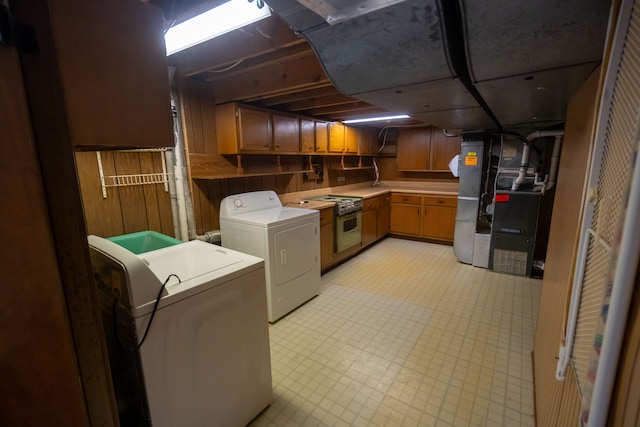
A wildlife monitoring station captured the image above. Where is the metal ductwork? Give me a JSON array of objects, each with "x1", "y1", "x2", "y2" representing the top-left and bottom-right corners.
[{"x1": 267, "y1": 0, "x2": 610, "y2": 131}]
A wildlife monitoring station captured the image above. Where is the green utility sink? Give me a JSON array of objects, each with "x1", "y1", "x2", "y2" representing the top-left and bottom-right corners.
[{"x1": 107, "y1": 231, "x2": 183, "y2": 254}]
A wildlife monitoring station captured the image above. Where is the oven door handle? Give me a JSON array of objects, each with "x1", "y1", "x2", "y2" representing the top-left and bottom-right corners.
[{"x1": 341, "y1": 211, "x2": 360, "y2": 220}]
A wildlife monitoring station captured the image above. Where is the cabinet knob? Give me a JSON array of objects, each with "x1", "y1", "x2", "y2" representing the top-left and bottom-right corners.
[{"x1": 437, "y1": 200, "x2": 444, "y2": 204}]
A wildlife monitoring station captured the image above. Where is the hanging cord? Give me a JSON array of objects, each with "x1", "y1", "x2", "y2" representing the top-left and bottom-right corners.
[
  {"x1": 372, "y1": 127, "x2": 390, "y2": 187},
  {"x1": 113, "y1": 273, "x2": 182, "y2": 353}
]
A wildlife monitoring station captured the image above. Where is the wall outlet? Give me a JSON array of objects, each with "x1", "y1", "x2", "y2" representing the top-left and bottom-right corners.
[{"x1": 337, "y1": 176, "x2": 346, "y2": 182}]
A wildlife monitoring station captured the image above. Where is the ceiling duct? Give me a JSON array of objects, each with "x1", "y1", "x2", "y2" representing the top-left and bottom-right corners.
[{"x1": 267, "y1": 0, "x2": 610, "y2": 131}]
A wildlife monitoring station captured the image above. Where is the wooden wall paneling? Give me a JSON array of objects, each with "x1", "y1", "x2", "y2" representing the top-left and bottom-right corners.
[
  {"x1": 201, "y1": 85, "x2": 217, "y2": 154},
  {"x1": 179, "y1": 79, "x2": 198, "y2": 153},
  {"x1": 228, "y1": 178, "x2": 249, "y2": 198},
  {"x1": 150, "y1": 151, "x2": 175, "y2": 236},
  {"x1": 189, "y1": 79, "x2": 207, "y2": 154},
  {"x1": 75, "y1": 151, "x2": 126, "y2": 237},
  {"x1": 193, "y1": 180, "x2": 212, "y2": 234},
  {"x1": 1, "y1": 43, "x2": 94, "y2": 427},
  {"x1": 114, "y1": 152, "x2": 149, "y2": 233},
  {"x1": 249, "y1": 176, "x2": 265, "y2": 191},
  {"x1": 138, "y1": 152, "x2": 164, "y2": 233},
  {"x1": 262, "y1": 175, "x2": 278, "y2": 192},
  {"x1": 376, "y1": 155, "x2": 459, "y2": 183},
  {"x1": 11, "y1": 0, "x2": 122, "y2": 422},
  {"x1": 532, "y1": 67, "x2": 601, "y2": 426},
  {"x1": 180, "y1": 78, "x2": 205, "y2": 154}
]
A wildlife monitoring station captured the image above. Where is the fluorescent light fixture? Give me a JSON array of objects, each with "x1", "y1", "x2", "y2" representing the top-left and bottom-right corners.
[
  {"x1": 342, "y1": 114, "x2": 410, "y2": 124},
  {"x1": 165, "y1": 0, "x2": 271, "y2": 55}
]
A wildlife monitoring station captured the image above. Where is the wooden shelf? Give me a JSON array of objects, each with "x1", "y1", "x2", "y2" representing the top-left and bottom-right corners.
[
  {"x1": 330, "y1": 166, "x2": 374, "y2": 171},
  {"x1": 192, "y1": 169, "x2": 309, "y2": 180}
]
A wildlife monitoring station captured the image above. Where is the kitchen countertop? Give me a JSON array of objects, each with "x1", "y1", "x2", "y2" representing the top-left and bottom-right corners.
[{"x1": 279, "y1": 181, "x2": 459, "y2": 208}]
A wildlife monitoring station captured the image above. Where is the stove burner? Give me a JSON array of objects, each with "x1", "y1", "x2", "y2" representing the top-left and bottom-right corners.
[{"x1": 305, "y1": 194, "x2": 363, "y2": 215}]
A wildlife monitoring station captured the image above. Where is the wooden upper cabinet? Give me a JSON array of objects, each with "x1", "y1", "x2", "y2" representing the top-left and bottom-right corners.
[
  {"x1": 430, "y1": 128, "x2": 462, "y2": 171},
  {"x1": 216, "y1": 103, "x2": 271, "y2": 153},
  {"x1": 397, "y1": 127, "x2": 460, "y2": 171},
  {"x1": 315, "y1": 121, "x2": 328, "y2": 152},
  {"x1": 238, "y1": 107, "x2": 271, "y2": 151},
  {"x1": 300, "y1": 119, "x2": 315, "y2": 153},
  {"x1": 358, "y1": 129, "x2": 377, "y2": 155},
  {"x1": 272, "y1": 114, "x2": 299, "y2": 153},
  {"x1": 328, "y1": 122, "x2": 345, "y2": 153},
  {"x1": 344, "y1": 126, "x2": 359, "y2": 154},
  {"x1": 49, "y1": 0, "x2": 172, "y2": 149},
  {"x1": 396, "y1": 127, "x2": 431, "y2": 170}
]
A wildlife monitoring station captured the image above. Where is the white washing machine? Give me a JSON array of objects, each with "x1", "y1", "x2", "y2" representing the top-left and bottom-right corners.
[
  {"x1": 219, "y1": 190, "x2": 321, "y2": 322},
  {"x1": 88, "y1": 237, "x2": 272, "y2": 427}
]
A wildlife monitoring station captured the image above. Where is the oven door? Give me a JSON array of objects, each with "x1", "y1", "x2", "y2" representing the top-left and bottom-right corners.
[{"x1": 335, "y1": 211, "x2": 362, "y2": 252}]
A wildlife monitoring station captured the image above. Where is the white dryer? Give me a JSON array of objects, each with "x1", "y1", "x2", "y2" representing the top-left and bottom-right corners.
[{"x1": 220, "y1": 190, "x2": 321, "y2": 322}]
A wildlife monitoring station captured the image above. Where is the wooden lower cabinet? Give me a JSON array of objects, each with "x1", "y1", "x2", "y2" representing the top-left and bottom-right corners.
[
  {"x1": 422, "y1": 196, "x2": 457, "y2": 241},
  {"x1": 390, "y1": 193, "x2": 421, "y2": 236},
  {"x1": 377, "y1": 194, "x2": 390, "y2": 239},
  {"x1": 315, "y1": 192, "x2": 454, "y2": 271},
  {"x1": 390, "y1": 192, "x2": 457, "y2": 242},
  {"x1": 318, "y1": 207, "x2": 334, "y2": 270},
  {"x1": 362, "y1": 194, "x2": 391, "y2": 247},
  {"x1": 361, "y1": 209, "x2": 377, "y2": 247}
]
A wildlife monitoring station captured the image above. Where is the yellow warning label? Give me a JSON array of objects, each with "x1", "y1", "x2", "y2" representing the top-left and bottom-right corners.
[{"x1": 465, "y1": 156, "x2": 478, "y2": 166}]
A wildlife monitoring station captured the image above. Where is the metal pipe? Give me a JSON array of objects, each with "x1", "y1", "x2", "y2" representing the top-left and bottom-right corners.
[
  {"x1": 511, "y1": 143, "x2": 531, "y2": 191},
  {"x1": 164, "y1": 149, "x2": 181, "y2": 239},
  {"x1": 544, "y1": 134, "x2": 564, "y2": 193},
  {"x1": 169, "y1": 90, "x2": 189, "y2": 241},
  {"x1": 512, "y1": 130, "x2": 565, "y2": 191},
  {"x1": 170, "y1": 89, "x2": 222, "y2": 244}
]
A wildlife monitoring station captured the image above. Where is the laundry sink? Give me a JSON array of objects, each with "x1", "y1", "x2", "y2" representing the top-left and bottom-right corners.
[{"x1": 107, "y1": 230, "x2": 183, "y2": 254}]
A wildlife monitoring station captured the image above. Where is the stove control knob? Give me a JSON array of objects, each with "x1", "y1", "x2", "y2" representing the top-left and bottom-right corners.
[{"x1": 233, "y1": 198, "x2": 243, "y2": 208}]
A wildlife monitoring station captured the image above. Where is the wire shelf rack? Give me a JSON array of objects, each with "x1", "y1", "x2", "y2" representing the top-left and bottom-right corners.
[{"x1": 96, "y1": 149, "x2": 172, "y2": 198}]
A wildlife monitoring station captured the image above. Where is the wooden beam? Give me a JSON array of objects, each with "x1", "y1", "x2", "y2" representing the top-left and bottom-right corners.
[
  {"x1": 306, "y1": 102, "x2": 385, "y2": 117},
  {"x1": 284, "y1": 92, "x2": 360, "y2": 112},
  {"x1": 255, "y1": 84, "x2": 337, "y2": 106},
  {"x1": 170, "y1": 14, "x2": 304, "y2": 77},
  {"x1": 194, "y1": 42, "x2": 312, "y2": 82},
  {"x1": 212, "y1": 52, "x2": 330, "y2": 103}
]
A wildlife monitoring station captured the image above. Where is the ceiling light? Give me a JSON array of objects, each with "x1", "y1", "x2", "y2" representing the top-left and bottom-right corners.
[
  {"x1": 342, "y1": 115, "x2": 410, "y2": 124},
  {"x1": 165, "y1": 0, "x2": 271, "y2": 56}
]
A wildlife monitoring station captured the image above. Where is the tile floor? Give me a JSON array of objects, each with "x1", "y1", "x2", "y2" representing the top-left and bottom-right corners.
[{"x1": 250, "y1": 238, "x2": 542, "y2": 427}]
